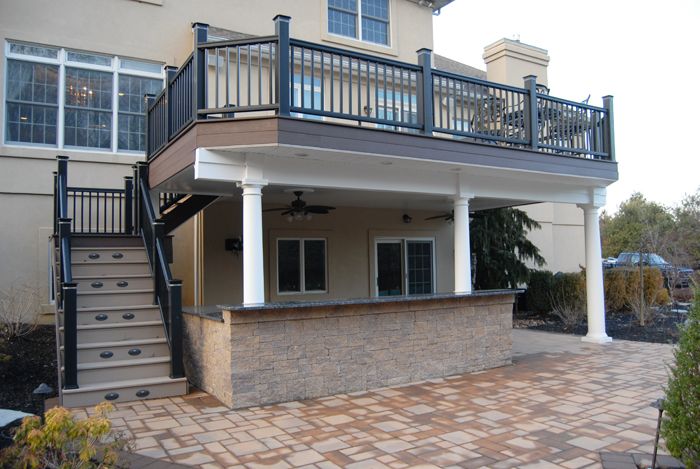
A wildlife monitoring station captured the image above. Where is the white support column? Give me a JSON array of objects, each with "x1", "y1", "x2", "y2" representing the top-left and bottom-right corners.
[
  {"x1": 241, "y1": 181, "x2": 267, "y2": 305},
  {"x1": 454, "y1": 197, "x2": 472, "y2": 294},
  {"x1": 580, "y1": 204, "x2": 612, "y2": 343}
]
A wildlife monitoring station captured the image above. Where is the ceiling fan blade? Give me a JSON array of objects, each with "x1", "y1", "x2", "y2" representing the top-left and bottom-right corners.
[
  {"x1": 263, "y1": 206, "x2": 291, "y2": 212},
  {"x1": 306, "y1": 205, "x2": 336, "y2": 212},
  {"x1": 280, "y1": 209, "x2": 296, "y2": 216},
  {"x1": 425, "y1": 214, "x2": 448, "y2": 220}
]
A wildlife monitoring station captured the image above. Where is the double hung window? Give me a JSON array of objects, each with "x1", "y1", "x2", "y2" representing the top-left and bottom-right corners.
[
  {"x1": 277, "y1": 238, "x2": 327, "y2": 294},
  {"x1": 328, "y1": 0, "x2": 390, "y2": 46},
  {"x1": 5, "y1": 41, "x2": 163, "y2": 153}
]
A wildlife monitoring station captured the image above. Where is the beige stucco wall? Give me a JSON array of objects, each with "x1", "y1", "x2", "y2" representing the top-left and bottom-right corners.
[
  {"x1": 200, "y1": 198, "x2": 454, "y2": 306},
  {"x1": 0, "y1": 0, "x2": 434, "y2": 311}
]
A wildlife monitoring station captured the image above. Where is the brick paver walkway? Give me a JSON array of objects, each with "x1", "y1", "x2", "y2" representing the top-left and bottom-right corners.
[{"x1": 76, "y1": 331, "x2": 675, "y2": 468}]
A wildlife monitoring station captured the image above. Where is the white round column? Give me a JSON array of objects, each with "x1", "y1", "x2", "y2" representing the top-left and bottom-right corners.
[
  {"x1": 454, "y1": 197, "x2": 472, "y2": 294},
  {"x1": 581, "y1": 204, "x2": 612, "y2": 343},
  {"x1": 241, "y1": 182, "x2": 266, "y2": 305}
]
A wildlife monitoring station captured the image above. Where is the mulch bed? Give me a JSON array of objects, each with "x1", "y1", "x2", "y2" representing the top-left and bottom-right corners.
[
  {"x1": 514, "y1": 307, "x2": 689, "y2": 344},
  {"x1": 0, "y1": 326, "x2": 58, "y2": 415}
]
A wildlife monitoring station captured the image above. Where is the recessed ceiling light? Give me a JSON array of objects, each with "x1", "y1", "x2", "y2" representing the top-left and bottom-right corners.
[{"x1": 294, "y1": 152, "x2": 308, "y2": 157}]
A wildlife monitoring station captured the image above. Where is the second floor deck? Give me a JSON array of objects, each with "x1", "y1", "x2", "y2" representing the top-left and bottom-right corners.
[{"x1": 146, "y1": 16, "x2": 617, "y2": 186}]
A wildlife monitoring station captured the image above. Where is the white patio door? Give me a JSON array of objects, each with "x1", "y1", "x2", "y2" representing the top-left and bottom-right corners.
[{"x1": 375, "y1": 239, "x2": 434, "y2": 296}]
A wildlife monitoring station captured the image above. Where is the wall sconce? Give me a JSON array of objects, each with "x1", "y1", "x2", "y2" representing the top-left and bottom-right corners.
[
  {"x1": 402, "y1": 214, "x2": 412, "y2": 224},
  {"x1": 225, "y1": 237, "x2": 243, "y2": 252},
  {"x1": 363, "y1": 105, "x2": 373, "y2": 116}
]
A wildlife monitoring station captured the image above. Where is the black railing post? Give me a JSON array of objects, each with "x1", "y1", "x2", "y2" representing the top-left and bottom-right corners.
[
  {"x1": 62, "y1": 282, "x2": 78, "y2": 390},
  {"x1": 168, "y1": 279, "x2": 184, "y2": 378},
  {"x1": 152, "y1": 220, "x2": 165, "y2": 304},
  {"x1": 417, "y1": 49, "x2": 433, "y2": 136},
  {"x1": 165, "y1": 65, "x2": 178, "y2": 139},
  {"x1": 124, "y1": 176, "x2": 134, "y2": 234},
  {"x1": 524, "y1": 75, "x2": 539, "y2": 151},
  {"x1": 144, "y1": 94, "x2": 156, "y2": 157},
  {"x1": 58, "y1": 218, "x2": 72, "y2": 286},
  {"x1": 56, "y1": 156, "x2": 69, "y2": 217},
  {"x1": 274, "y1": 15, "x2": 291, "y2": 117},
  {"x1": 133, "y1": 164, "x2": 142, "y2": 235},
  {"x1": 192, "y1": 22, "x2": 209, "y2": 120},
  {"x1": 53, "y1": 171, "x2": 58, "y2": 236},
  {"x1": 602, "y1": 95, "x2": 615, "y2": 161}
]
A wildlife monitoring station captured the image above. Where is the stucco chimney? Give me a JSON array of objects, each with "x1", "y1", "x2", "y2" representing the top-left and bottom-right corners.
[{"x1": 482, "y1": 38, "x2": 550, "y2": 88}]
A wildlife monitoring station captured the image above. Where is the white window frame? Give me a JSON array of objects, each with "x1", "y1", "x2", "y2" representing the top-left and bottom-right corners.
[
  {"x1": 276, "y1": 237, "x2": 328, "y2": 295},
  {"x1": 327, "y1": 0, "x2": 392, "y2": 47},
  {"x1": 374, "y1": 236, "x2": 436, "y2": 297},
  {"x1": 4, "y1": 40, "x2": 164, "y2": 155}
]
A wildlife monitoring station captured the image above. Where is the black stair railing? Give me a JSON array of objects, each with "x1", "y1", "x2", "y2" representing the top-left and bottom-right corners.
[
  {"x1": 54, "y1": 156, "x2": 78, "y2": 389},
  {"x1": 134, "y1": 162, "x2": 184, "y2": 379},
  {"x1": 65, "y1": 176, "x2": 134, "y2": 234}
]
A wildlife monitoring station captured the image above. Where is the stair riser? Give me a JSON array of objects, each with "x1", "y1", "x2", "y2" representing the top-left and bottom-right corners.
[
  {"x1": 77, "y1": 291, "x2": 154, "y2": 308},
  {"x1": 74, "y1": 342, "x2": 170, "y2": 363},
  {"x1": 61, "y1": 381, "x2": 187, "y2": 408},
  {"x1": 76, "y1": 277, "x2": 153, "y2": 293},
  {"x1": 77, "y1": 325, "x2": 165, "y2": 344},
  {"x1": 77, "y1": 308, "x2": 161, "y2": 325},
  {"x1": 78, "y1": 362, "x2": 171, "y2": 385},
  {"x1": 72, "y1": 249, "x2": 147, "y2": 263},
  {"x1": 72, "y1": 262, "x2": 150, "y2": 276}
]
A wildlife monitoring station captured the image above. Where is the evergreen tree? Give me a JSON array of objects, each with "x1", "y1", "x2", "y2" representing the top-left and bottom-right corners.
[
  {"x1": 470, "y1": 208, "x2": 545, "y2": 289},
  {"x1": 662, "y1": 289, "x2": 700, "y2": 468}
]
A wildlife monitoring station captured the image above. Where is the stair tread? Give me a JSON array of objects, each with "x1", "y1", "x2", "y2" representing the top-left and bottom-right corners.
[
  {"x1": 72, "y1": 260, "x2": 148, "y2": 265},
  {"x1": 77, "y1": 288, "x2": 154, "y2": 296},
  {"x1": 60, "y1": 320, "x2": 162, "y2": 332},
  {"x1": 76, "y1": 356, "x2": 170, "y2": 371},
  {"x1": 73, "y1": 274, "x2": 152, "y2": 279},
  {"x1": 72, "y1": 247, "x2": 146, "y2": 251},
  {"x1": 62, "y1": 376, "x2": 187, "y2": 394},
  {"x1": 77, "y1": 305, "x2": 159, "y2": 312},
  {"x1": 62, "y1": 337, "x2": 168, "y2": 350}
]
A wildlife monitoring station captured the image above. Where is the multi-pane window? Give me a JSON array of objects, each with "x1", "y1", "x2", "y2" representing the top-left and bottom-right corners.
[
  {"x1": 376, "y1": 239, "x2": 434, "y2": 296},
  {"x1": 277, "y1": 239, "x2": 327, "y2": 294},
  {"x1": 328, "y1": 0, "x2": 390, "y2": 45},
  {"x1": 4, "y1": 41, "x2": 163, "y2": 153}
]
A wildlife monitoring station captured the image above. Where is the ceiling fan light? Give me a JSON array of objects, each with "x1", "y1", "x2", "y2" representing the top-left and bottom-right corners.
[
  {"x1": 286, "y1": 215, "x2": 294, "y2": 223},
  {"x1": 305, "y1": 213, "x2": 313, "y2": 221},
  {"x1": 294, "y1": 212, "x2": 303, "y2": 221}
]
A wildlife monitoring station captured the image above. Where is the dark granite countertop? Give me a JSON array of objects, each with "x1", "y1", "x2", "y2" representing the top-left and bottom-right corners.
[{"x1": 183, "y1": 290, "x2": 520, "y2": 321}]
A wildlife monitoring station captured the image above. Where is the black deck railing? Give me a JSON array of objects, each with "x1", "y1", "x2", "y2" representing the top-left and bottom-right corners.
[
  {"x1": 146, "y1": 15, "x2": 615, "y2": 162},
  {"x1": 66, "y1": 182, "x2": 133, "y2": 234}
]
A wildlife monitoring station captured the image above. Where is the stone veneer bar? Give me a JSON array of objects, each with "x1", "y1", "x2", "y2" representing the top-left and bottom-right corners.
[{"x1": 182, "y1": 291, "x2": 515, "y2": 409}]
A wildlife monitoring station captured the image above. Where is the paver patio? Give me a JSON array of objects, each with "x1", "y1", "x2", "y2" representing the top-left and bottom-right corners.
[{"x1": 76, "y1": 330, "x2": 676, "y2": 468}]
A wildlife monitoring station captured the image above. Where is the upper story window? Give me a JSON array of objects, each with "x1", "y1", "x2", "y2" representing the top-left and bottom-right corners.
[
  {"x1": 4, "y1": 41, "x2": 163, "y2": 153},
  {"x1": 328, "y1": 0, "x2": 390, "y2": 46}
]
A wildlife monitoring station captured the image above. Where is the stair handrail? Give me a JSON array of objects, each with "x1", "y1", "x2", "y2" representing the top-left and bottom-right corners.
[
  {"x1": 54, "y1": 156, "x2": 78, "y2": 390},
  {"x1": 134, "y1": 162, "x2": 184, "y2": 379}
]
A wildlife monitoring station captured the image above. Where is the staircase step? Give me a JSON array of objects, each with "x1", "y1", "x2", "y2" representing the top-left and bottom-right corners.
[
  {"x1": 72, "y1": 261, "x2": 150, "y2": 276},
  {"x1": 75, "y1": 305, "x2": 161, "y2": 325},
  {"x1": 68, "y1": 338, "x2": 170, "y2": 362},
  {"x1": 74, "y1": 274, "x2": 153, "y2": 292},
  {"x1": 72, "y1": 247, "x2": 147, "y2": 263},
  {"x1": 61, "y1": 376, "x2": 188, "y2": 408},
  {"x1": 77, "y1": 289, "x2": 154, "y2": 308},
  {"x1": 71, "y1": 235, "x2": 143, "y2": 248},
  {"x1": 61, "y1": 321, "x2": 165, "y2": 344},
  {"x1": 71, "y1": 356, "x2": 171, "y2": 385}
]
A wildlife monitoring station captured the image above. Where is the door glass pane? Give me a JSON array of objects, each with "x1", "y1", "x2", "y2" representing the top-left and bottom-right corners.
[
  {"x1": 278, "y1": 240, "x2": 301, "y2": 293},
  {"x1": 117, "y1": 75, "x2": 163, "y2": 151},
  {"x1": 304, "y1": 240, "x2": 326, "y2": 291},
  {"x1": 377, "y1": 242, "x2": 402, "y2": 296},
  {"x1": 64, "y1": 67, "x2": 112, "y2": 149},
  {"x1": 407, "y1": 241, "x2": 433, "y2": 294}
]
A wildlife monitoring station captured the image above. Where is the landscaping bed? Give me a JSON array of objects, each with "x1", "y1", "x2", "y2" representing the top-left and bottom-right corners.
[
  {"x1": 514, "y1": 306, "x2": 689, "y2": 344},
  {"x1": 0, "y1": 326, "x2": 58, "y2": 415}
]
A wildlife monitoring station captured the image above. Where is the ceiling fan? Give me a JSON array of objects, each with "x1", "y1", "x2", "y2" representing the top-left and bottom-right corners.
[
  {"x1": 263, "y1": 191, "x2": 336, "y2": 221},
  {"x1": 425, "y1": 210, "x2": 454, "y2": 222}
]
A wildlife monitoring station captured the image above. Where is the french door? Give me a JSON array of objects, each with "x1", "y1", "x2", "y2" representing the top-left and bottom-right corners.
[{"x1": 375, "y1": 239, "x2": 434, "y2": 296}]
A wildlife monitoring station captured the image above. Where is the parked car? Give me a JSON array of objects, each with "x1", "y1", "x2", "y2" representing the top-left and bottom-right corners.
[
  {"x1": 614, "y1": 252, "x2": 693, "y2": 288},
  {"x1": 602, "y1": 257, "x2": 618, "y2": 269}
]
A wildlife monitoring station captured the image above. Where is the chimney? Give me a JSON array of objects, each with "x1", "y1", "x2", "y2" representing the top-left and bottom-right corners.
[{"x1": 482, "y1": 38, "x2": 550, "y2": 88}]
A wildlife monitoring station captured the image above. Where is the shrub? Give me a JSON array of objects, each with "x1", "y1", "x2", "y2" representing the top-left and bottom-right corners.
[
  {"x1": 604, "y1": 269, "x2": 627, "y2": 312},
  {"x1": 662, "y1": 289, "x2": 700, "y2": 467},
  {"x1": 524, "y1": 270, "x2": 555, "y2": 313},
  {"x1": 0, "y1": 402, "x2": 131, "y2": 468},
  {"x1": 624, "y1": 267, "x2": 670, "y2": 325},
  {"x1": 549, "y1": 272, "x2": 586, "y2": 331},
  {"x1": 0, "y1": 282, "x2": 39, "y2": 342}
]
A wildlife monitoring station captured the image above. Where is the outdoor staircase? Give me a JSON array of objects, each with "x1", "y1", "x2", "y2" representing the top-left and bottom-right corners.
[{"x1": 57, "y1": 235, "x2": 187, "y2": 407}]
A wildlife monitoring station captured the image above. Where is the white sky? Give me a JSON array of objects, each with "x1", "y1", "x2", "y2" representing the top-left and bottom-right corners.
[{"x1": 433, "y1": 0, "x2": 700, "y2": 213}]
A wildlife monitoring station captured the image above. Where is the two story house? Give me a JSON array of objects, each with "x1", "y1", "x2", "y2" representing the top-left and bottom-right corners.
[{"x1": 0, "y1": 0, "x2": 617, "y2": 407}]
